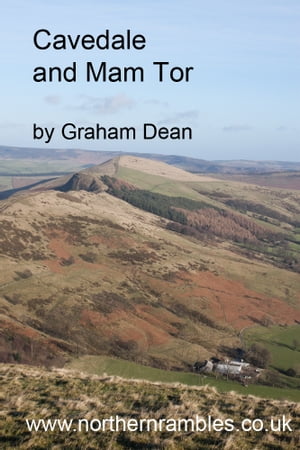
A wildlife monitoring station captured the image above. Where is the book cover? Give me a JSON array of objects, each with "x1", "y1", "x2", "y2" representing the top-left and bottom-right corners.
[{"x1": 0, "y1": 1, "x2": 299, "y2": 448}]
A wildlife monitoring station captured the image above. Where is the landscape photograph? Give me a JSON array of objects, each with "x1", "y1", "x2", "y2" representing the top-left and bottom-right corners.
[{"x1": 1, "y1": 1, "x2": 299, "y2": 449}]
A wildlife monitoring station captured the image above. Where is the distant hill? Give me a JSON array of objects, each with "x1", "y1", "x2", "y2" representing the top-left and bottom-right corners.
[
  {"x1": 215, "y1": 171, "x2": 300, "y2": 190},
  {"x1": 1, "y1": 145, "x2": 300, "y2": 197},
  {"x1": 1, "y1": 144, "x2": 300, "y2": 174}
]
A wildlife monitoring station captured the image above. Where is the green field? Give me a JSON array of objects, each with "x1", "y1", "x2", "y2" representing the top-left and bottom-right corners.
[
  {"x1": 0, "y1": 159, "x2": 82, "y2": 175},
  {"x1": 0, "y1": 176, "x2": 12, "y2": 190},
  {"x1": 117, "y1": 166, "x2": 216, "y2": 202},
  {"x1": 67, "y1": 355, "x2": 300, "y2": 401},
  {"x1": 244, "y1": 325, "x2": 300, "y2": 373}
]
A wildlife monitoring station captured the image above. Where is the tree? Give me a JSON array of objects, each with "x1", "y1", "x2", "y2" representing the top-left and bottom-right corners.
[
  {"x1": 246, "y1": 343, "x2": 271, "y2": 368},
  {"x1": 292, "y1": 339, "x2": 299, "y2": 351},
  {"x1": 286, "y1": 368, "x2": 296, "y2": 378},
  {"x1": 261, "y1": 315, "x2": 273, "y2": 327}
]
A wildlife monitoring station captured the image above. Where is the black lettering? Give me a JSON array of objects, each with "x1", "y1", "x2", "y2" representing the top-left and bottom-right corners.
[
  {"x1": 132, "y1": 33, "x2": 146, "y2": 50},
  {"x1": 81, "y1": 34, "x2": 95, "y2": 50},
  {"x1": 33, "y1": 63, "x2": 76, "y2": 82},
  {"x1": 144, "y1": 123, "x2": 157, "y2": 139},
  {"x1": 33, "y1": 29, "x2": 51, "y2": 50},
  {"x1": 33, "y1": 29, "x2": 146, "y2": 51},
  {"x1": 111, "y1": 34, "x2": 125, "y2": 50},
  {"x1": 95, "y1": 30, "x2": 110, "y2": 50},
  {"x1": 33, "y1": 66, "x2": 46, "y2": 82},
  {"x1": 87, "y1": 62, "x2": 106, "y2": 82},
  {"x1": 62, "y1": 123, "x2": 76, "y2": 139},
  {"x1": 52, "y1": 34, "x2": 68, "y2": 50},
  {"x1": 87, "y1": 62, "x2": 144, "y2": 82},
  {"x1": 153, "y1": 61, "x2": 169, "y2": 82}
]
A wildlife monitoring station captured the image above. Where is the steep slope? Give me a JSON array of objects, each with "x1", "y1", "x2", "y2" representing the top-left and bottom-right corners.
[
  {"x1": 105, "y1": 157, "x2": 300, "y2": 273},
  {"x1": 0, "y1": 185, "x2": 299, "y2": 371},
  {"x1": 18, "y1": 157, "x2": 119, "y2": 194},
  {"x1": 57, "y1": 172, "x2": 106, "y2": 193}
]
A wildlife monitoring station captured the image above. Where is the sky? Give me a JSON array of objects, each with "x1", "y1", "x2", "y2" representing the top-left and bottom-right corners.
[{"x1": 0, "y1": 0, "x2": 299, "y2": 160}]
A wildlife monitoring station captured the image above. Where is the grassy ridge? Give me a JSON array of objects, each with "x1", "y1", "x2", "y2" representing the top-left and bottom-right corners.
[{"x1": 117, "y1": 166, "x2": 214, "y2": 202}]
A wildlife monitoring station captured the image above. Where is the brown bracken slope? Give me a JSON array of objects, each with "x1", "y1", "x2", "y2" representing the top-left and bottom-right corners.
[{"x1": 0, "y1": 178, "x2": 299, "y2": 371}]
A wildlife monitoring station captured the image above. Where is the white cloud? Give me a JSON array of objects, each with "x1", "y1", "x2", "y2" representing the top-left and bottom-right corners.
[
  {"x1": 44, "y1": 95, "x2": 62, "y2": 105},
  {"x1": 144, "y1": 99, "x2": 169, "y2": 107},
  {"x1": 0, "y1": 122, "x2": 24, "y2": 129},
  {"x1": 70, "y1": 93, "x2": 135, "y2": 114},
  {"x1": 223, "y1": 125, "x2": 253, "y2": 132},
  {"x1": 158, "y1": 110, "x2": 199, "y2": 125}
]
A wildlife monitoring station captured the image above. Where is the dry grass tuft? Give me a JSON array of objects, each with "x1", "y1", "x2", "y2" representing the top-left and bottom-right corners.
[{"x1": 0, "y1": 364, "x2": 299, "y2": 449}]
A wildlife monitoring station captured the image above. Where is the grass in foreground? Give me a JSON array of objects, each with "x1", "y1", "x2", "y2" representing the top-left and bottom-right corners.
[{"x1": 1, "y1": 364, "x2": 299, "y2": 449}]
